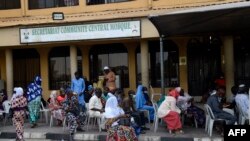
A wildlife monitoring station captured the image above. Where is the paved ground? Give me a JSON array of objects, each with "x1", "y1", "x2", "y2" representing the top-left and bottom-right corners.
[{"x1": 0, "y1": 118, "x2": 224, "y2": 141}]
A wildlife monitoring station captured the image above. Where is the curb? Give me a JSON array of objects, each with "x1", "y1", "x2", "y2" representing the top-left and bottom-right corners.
[{"x1": 0, "y1": 132, "x2": 223, "y2": 141}]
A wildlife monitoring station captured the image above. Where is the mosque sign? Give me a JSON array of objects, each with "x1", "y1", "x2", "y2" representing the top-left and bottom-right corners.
[{"x1": 20, "y1": 20, "x2": 140, "y2": 43}]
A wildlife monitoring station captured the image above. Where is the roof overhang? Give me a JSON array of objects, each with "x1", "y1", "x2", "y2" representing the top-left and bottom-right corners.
[{"x1": 149, "y1": 1, "x2": 250, "y2": 36}]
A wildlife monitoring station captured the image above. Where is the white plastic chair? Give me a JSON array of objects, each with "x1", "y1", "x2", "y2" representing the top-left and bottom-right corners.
[
  {"x1": 40, "y1": 102, "x2": 50, "y2": 124},
  {"x1": 150, "y1": 85, "x2": 161, "y2": 103},
  {"x1": 204, "y1": 104, "x2": 226, "y2": 136},
  {"x1": 204, "y1": 105, "x2": 210, "y2": 132},
  {"x1": 86, "y1": 104, "x2": 102, "y2": 132},
  {"x1": 152, "y1": 102, "x2": 159, "y2": 133}
]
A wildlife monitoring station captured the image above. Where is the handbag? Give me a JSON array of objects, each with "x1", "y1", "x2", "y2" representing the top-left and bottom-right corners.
[{"x1": 118, "y1": 117, "x2": 131, "y2": 126}]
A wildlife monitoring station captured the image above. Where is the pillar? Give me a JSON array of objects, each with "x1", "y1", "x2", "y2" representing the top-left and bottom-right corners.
[
  {"x1": 141, "y1": 40, "x2": 149, "y2": 88},
  {"x1": 126, "y1": 43, "x2": 137, "y2": 90},
  {"x1": 70, "y1": 45, "x2": 78, "y2": 80},
  {"x1": 36, "y1": 48, "x2": 50, "y2": 100},
  {"x1": 5, "y1": 49, "x2": 13, "y2": 99},
  {"x1": 81, "y1": 46, "x2": 91, "y2": 80},
  {"x1": 223, "y1": 36, "x2": 234, "y2": 99}
]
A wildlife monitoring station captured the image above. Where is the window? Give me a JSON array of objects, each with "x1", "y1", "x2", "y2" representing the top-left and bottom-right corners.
[
  {"x1": 234, "y1": 36, "x2": 250, "y2": 86},
  {"x1": 0, "y1": 0, "x2": 21, "y2": 10},
  {"x1": 49, "y1": 47, "x2": 82, "y2": 89},
  {"x1": 28, "y1": 0, "x2": 79, "y2": 9},
  {"x1": 87, "y1": 0, "x2": 130, "y2": 5},
  {"x1": 89, "y1": 43, "x2": 129, "y2": 88},
  {"x1": 136, "y1": 40, "x2": 179, "y2": 87}
]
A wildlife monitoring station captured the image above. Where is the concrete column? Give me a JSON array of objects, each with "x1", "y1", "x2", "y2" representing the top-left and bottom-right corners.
[
  {"x1": 36, "y1": 48, "x2": 50, "y2": 100},
  {"x1": 5, "y1": 49, "x2": 13, "y2": 99},
  {"x1": 70, "y1": 45, "x2": 78, "y2": 80},
  {"x1": 223, "y1": 36, "x2": 234, "y2": 99},
  {"x1": 141, "y1": 40, "x2": 149, "y2": 88},
  {"x1": 81, "y1": 46, "x2": 91, "y2": 80},
  {"x1": 125, "y1": 43, "x2": 137, "y2": 90}
]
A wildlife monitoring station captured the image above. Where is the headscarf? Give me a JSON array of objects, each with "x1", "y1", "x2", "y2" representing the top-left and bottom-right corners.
[
  {"x1": 11, "y1": 87, "x2": 24, "y2": 101},
  {"x1": 107, "y1": 92, "x2": 115, "y2": 98},
  {"x1": 34, "y1": 76, "x2": 42, "y2": 86},
  {"x1": 27, "y1": 76, "x2": 42, "y2": 102},
  {"x1": 169, "y1": 88, "x2": 180, "y2": 99},
  {"x1": 49, "y1": 90, "x2": 57, "y2": 104},
  {"x1": 135, "y1": 85, "x2": 146, "y2": 110},
  {"x1": 88, "y1": 85, "x2": 93, "y2": 91},
  {"x1": 104, "y1": 96, "x2": 124, "y2": 118}
]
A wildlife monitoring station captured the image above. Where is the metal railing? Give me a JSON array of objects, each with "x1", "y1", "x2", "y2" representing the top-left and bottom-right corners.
[
  {"x1": 28, "y1": 0, "x2": 79, "y2": 9},
  {"x1": 0, "y1": 0, "x2": 21, "y2": 10},
  {"x1": 87, "y1": 0, "x2": 130, "y2": 5}
]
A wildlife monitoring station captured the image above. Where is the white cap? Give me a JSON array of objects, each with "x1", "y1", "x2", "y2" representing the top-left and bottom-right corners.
[{"x1": 104, "y1": 66, "x2": 109, "y2": 70}]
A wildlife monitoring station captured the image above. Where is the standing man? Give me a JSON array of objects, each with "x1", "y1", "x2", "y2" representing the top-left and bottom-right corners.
[
  {"x1": 27, "y1": 76, "x2": 42, "y2": 128},
  {"x1": 103, "y1": 66, "x2": 116, "y2": 91},
  {"x1": 71, "y1": 71, "x2": 85, "y2": 112}
]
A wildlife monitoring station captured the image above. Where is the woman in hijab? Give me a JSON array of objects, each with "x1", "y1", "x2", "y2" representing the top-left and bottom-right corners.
[
  {"x1": 27, "y1": 76, "x2": 42, "y2": 128},
  {"x1": 104, "y1": 96, "x2": 138, "y2": 141},
  {"x1": 11, "y1": 87, "x2": 27, "y2": 141},
  {"x1": 157, "y1": 87, "x2": 184, "y2": 134},
  {"x1": 62, "y1": 88, "x2": 87, "y2": 141},
  {"x1": 49, "y1": 90, "x2": 65, "y2": 126},
  {"x1": 135, "y1": 85, "x2": 155, "y2": 122}
]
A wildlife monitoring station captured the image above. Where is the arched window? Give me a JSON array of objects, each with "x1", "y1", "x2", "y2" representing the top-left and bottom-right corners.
[
  {"x1": 89, "y1": 43, "x2": 129, "y2": 88},
  {"x1": 49, "y1": 46, "x2": 82, "y2": 89},
  {"x1": 13, "y1": 49, "x2": 40, "y2": 89},
  {"x1": 136, "y1": 40, "x2": 179, "y2": 87}
]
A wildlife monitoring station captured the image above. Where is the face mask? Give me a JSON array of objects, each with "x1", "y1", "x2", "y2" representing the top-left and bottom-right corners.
[
  {"x1": 143, "y1": 91, "x2": 148, "y2": 94},
  {"x1": 133, "y1": 95, "x2": 136, "y2": 99}
]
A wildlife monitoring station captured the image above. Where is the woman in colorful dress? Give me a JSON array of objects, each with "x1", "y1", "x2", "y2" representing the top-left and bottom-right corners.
[
  {"x1": 62, "y1": 88, "x2": 87, "y2": 141},
  {"x1": 49, "y1": 90, "x2": 65, "y2": 126},
  {"x1": 27, "y1": 76, "x2": 42, "y2": 128},
  {"x1": 11, "y1": 87, "x2": 27, "y2": 141},
  {"x1": 104, "y1": 96, "x2": 138, "y2": 141}
]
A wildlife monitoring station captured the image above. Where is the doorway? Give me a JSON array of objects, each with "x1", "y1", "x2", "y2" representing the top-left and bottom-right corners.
[
  {"x1": 187, "y1": 36, "x2": 221, "y2": 96},
  {"x1": 13, "y1": 49, "x2": 40, "y2": 90}
]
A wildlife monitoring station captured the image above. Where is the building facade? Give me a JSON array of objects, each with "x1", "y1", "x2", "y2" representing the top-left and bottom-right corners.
[{"x1": 0, "y1": 0, "x2": 249, "y2": 100}]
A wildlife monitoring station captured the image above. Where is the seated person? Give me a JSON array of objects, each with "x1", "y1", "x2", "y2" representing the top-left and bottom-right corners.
[
  {"x1": 49, "y1": 91, "x2": 65, "y2": 126},
  {"x1": 142, "y1": 87, "x2": 152, "y2": 106},
  {"x1": 120, "y1": 90, "x2": 149, "y2": 133},
  {"x1": 207, "y1": 87, "x2": 237, "y2": 135},
  {"x1": 57, "y1": 87, "x2": 66, "y2": 106},
  {"x1": 88, "y1": 88, "x2": 105, "y2": 130},
  {"x1": 158, "y1": 88, "x2": 183, "y2": 134},
  {"x1": 135, "y1": 85, "x2": 155, "y2": 122},
  {"x1": 235, "y1": 84, "x2": 249, "y2": 118},
  {"x1": 104, "y1": 96, "x2": 138, "y2": 141},
  {"x1": 62, "y1": 88, "x2": 86, "y2": 141},
  {"x1": 178, "y1": 89, "x2": 205, "y2": 127}
]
